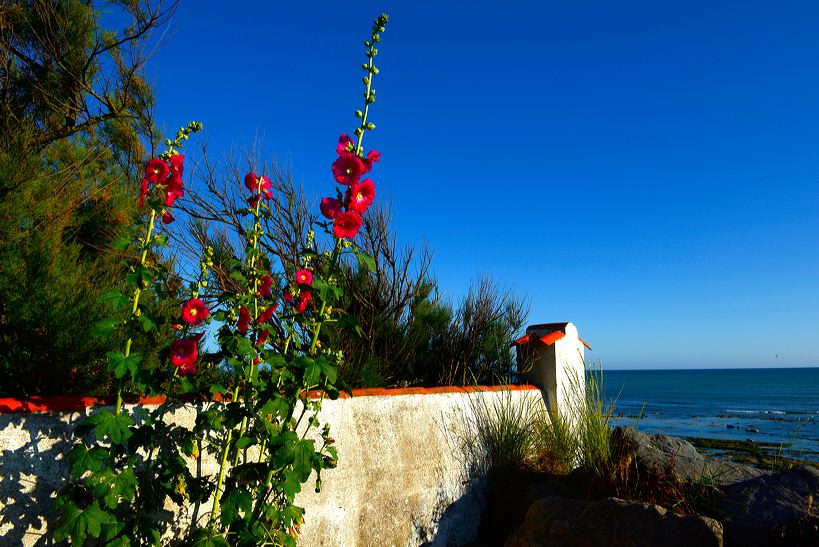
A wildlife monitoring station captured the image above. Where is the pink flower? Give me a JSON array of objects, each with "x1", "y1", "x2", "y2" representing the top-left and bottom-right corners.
[
  {"x1": 332, "y1": 154, "x2": 366, "y2": 186},
  {"x1": 363, "y1": 150, "x2": 381, "y2": 172},
  {"x1": 259, "y1": 275, "x2": 274, "y2": 298},
  {"x1": 336, "y1": 134, "x2": 354, "y2": 155},
  {"x1": 181, "y1": 298, "x2": 209, "y2": 326},
  {"x1": 259, "y1": 175, "x2": 272, "y2": 199},
  {"x1": 295, "y1": 269, "x2": 313, "y2": 286},
  {"x1": 320, "y1": 197, "x2": 342, "y2": 219},
  {"x1": 295, "y1": 290, "x2": 312, "y2": 314},
  {"x1": 169, "y1": 155, "x2": 185, "y2": 177},
  {"x1": 144, "y1": 158, "x2": 169, "y2": 186},
  {"x1": 345, "y1": 178, "x2": 375, "y2": 214},
  {"x1": 162, "y1": 212, "x2": 175, "y2": 224},
  {"x1": 237, "y1": 305, "x2": 251, "y2": 334},
  {"x1": 170, "y1": 338, "x2": 198, "y2": 369},
  {"x1": 333, "y1": 211, "x2": 363, "y2": 239}
]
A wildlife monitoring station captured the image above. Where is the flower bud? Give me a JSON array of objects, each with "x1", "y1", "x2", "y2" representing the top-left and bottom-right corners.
[
  {"x1": 354, "y1": 110, "x2": 364, "y2": 118},
  {"x1": 363, "y1": 41, "x2": 370, "y2": 47},
  {"x1": 366, "y1": 122, "x2": 376, "y2": 130},
  {"x1": 371, "y1": 67, "x2": 379, "y2": 75},
  {"x1": 361, "y1": 63, "x2": 368, "y2": 70},
  {"x1": 373, "y1": 35, "x2": 381, "y2": 42},
  {"x1": 362, "y1": 77, "x2": 370, "y2": 85},
  {"x1": 354, "y1": 127, "x2": 364, "y2": 136}
]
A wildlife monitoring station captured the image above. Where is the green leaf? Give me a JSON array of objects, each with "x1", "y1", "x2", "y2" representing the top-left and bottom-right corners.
[
  {"x1": 54, "y1": 501, "x2": 108, "y2": 545},
  {"x1": 292, "y1": 439, "x2": 316, "y2": 482},
  {"x1": 67, "y1": 445, "x2": 107, "y2": 475},
  {"x1": 107, "y1": 352, "x2": 142, "y2": 380},
  {"x1": 111, "y1": 234, "x2": 132, "y2": 251},
  {"x1": 235, "y1": 436, "x2": 256, "y2": 450},
  {"x1": 353, "y1": 248, "x2": 377, "y2": 272},
  {"x1": 152, "y1": 234, "x2": 169, "y2": 247},
  {"x1": 91, "y1": 467, "x2": 138, "y2": 509},
  {"x1": 138, "y1": 314, "x2": 157, "y2": 332},
  {"x1": 220, "y1": 487, "x2": 252, "y2": 526},
  {"x1": 87, "y1": 410, "x2": 134, "y2": 444},
  {"x1": 92, "y1": 317, "x2": 120, "y2": 338},
  {"x1": 99, "y1": 290, "x2": 130, "y2": 311},
  {"x1": 312, "y1": 278, "x2": 343, "y2": 303},
  {"x1": 229, "y1": 270, "x2": 246, "y2": 284},
  {"x1": 305, "y1": 360, "x2": 321, "y2": 386},
  {"x1": 318, "y1": 356, "x2": 338, "y2": 384}
]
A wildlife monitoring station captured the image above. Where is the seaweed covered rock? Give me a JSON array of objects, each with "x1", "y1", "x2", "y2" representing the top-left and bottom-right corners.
[
  {"x1": 717, "y1": 464, "x2": 819, "y2": 547},
  {"x1": 505, "y1": 496, "x2": 723, "y2": 547}
]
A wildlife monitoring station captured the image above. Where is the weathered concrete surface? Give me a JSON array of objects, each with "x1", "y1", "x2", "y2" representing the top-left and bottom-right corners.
[{"x1": 0, "y1": 387, "x2": 544, "y2": 546}]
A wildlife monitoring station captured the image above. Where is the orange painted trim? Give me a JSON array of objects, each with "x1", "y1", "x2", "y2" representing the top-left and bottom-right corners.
[
  {"x1": 538, "y1": 331, "x2": 565, "y2": 346},
  {"x1": 0, "y1": 385, "x2": 541, "y2": 414}
]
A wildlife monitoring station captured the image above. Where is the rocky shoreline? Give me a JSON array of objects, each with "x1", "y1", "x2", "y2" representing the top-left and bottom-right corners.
[{"x1": 472, "y1": 427, "x2": 819, "y2": 546}]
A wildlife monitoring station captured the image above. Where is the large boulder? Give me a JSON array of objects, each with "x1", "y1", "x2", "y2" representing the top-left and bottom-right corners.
[
  {"x1": 611, "y1": 426, "x2": 762, "y2": 486},
  {"x1": 505, "y1": 496, "x2": 723, "y2": 547},
  {"x1": 717, "y1": 464, "x2": 819, "y2": 547}
]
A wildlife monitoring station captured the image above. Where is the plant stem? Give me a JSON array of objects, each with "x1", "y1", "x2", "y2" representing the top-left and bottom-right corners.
[{"x1": 115, "y1": 208, "x2": 157, "y2": 415}]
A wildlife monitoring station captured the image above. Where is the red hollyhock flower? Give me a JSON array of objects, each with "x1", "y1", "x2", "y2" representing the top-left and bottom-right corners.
[
  {"x1": 345, "y1": 178, "x2": 375, "y2": 214},
  {"x1": 336, "y1": 134, "x2": 354, "y2": 155},
  {"x1": 363, "y1": 150, "x2": 381, "y2": 172},
  {"x1": 244, "y1": 172, "x2": 259, "y2": 191},
  {"x1": 333, "y1": 211, "x2": 363, "y2": 239},
  {"x1": 295, "y1": 269, "x2": 313, "y2": 286},
  {"x1": 237, "y1": 305, "x2": 251, "y2": 334},
  {"x1": 139, "y1": 179, "x2": 150, "y2": 207},
  {"x1": 259, "y1": 175, "x2": 272, "y2": 199},
  {"x1": 295, "y1": 290, "x2": 312, "y2": 314},
  {"x1": 164, "y1": 174, "x2": 184, "y2": 206},
  {"x1": 320, "y1": 197, "x2": 342, "y2": 219},
  {"x1": 169, "y1": 154, "x2": 185, "y2": 177},
  {"x1": 247, "y1": 194, "x2": 261, "y2": 208},
  {"x1": 259, "y1": 275, "x2": 274, "y2": 298},
  {"x1": 258, "y1": 304, "x2": 277, "y2": 324},
  {"x1": 255, "y1": 330, "x2": 270, "y2": 347},
  {"x1": 332, "y1": 153, "x2": 366, "y2": 185},
  {"x1": 162, "y1": 212, "x2": 175, "y2": 224},
  {"x1": 144, "y1": 158, "x2": 169, "y2": 185},
  {"x1": 179, "y1": 361, "x2": 197, "y2": 376},
  {"x1": 283, "y1": 289, "x2": 293, "y2": 303},
  {"x1": 181, "y1": 298, "x2": 209, "y2": 326},
  {"x1": 170, "y1": 338, "x2": 198, "y2": 369}
]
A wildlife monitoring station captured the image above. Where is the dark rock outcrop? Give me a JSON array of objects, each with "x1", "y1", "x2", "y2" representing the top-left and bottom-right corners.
[
  {"x1": 505, "y1": 496, "x2": 723, "y2": 547},
  {"x1": 612, "y1": 426, "x2": 762, "y2": 486},
  {"x1": 718, "y1": 464, "x2": 819, "y2": 547}
]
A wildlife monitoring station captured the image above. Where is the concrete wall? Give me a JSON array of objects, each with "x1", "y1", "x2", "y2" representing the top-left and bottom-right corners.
[{"x1": 0, "y1": 386, "x2": 544, "y2": 546}]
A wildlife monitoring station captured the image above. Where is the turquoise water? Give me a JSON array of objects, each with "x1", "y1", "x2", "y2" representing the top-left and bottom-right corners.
[{"x1": 602, "y1": 368, "x2": 819, "y2": 460}]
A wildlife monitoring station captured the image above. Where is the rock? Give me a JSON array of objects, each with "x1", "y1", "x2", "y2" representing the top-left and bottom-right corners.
[
  {"x1": 505, "y1": 496, "x2": 723, "y2": 547},
  {"x1": 718, "y1": 464, "x2": 819, "y2": 547},
  {"x1": 611, "y1": 426, "x2": 761, "y2": 486}
]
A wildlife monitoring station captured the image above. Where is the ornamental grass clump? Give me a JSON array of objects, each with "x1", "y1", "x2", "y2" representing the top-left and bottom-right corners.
[{"x1": 54, "y1": 13, "x2": 390, "y2": 546}]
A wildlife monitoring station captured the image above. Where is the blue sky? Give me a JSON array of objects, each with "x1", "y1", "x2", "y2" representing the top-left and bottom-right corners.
[{"x1": 146, "y1": 1, "x2": 819, "y2": 369}]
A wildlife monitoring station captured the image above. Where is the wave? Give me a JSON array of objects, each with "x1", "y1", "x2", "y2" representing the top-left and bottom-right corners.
[{"x1": 723, "y1": 409, "x2": 786, "y2": 415}]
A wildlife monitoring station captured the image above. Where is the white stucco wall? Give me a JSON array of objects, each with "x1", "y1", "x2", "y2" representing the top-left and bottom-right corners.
[{"x1": 0, "y1": 387, "x2": 544, "y2": 546}]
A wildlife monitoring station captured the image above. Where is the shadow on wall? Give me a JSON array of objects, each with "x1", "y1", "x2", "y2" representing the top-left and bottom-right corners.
[{"x1": 0, "y1": 412, "x2": 77, "y2": 545}]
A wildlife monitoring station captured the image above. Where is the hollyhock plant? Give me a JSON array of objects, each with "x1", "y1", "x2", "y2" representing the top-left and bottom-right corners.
[
  {"x1": 181, "y1": 298, "x2": 209, "y2": 326},
  {"x1": 333, "y1": 210, "x2": 363, "y2": 239},
  {"x1": 336, "y1": 134, "x2": 354, "y2": 155},
  {"x1": 295, "y1": 290, "x2": 312, "y2": 314},
  {"x1": 144, "y1": 158, "x2": 170, "y2": 185},
  {"x1": 237, "y1": 305, "x2": 251, "y2": 334},
  {"x1": 331, "y1": 152, "x2": 366, "y2": 185},
  {"x1": 259, "y1": 275, "x2": 274, "y2": 298},
  {"x1": 345, "y1": 178, "x2": 375, "y2": 214},
  {"x1": 295, "y1": 269, "x2": 313, "y2": 286},
  {"x1": 320, "y1": 197, "x2": 342, "y2": 219},
  {"x1": 362, "y1": 150, "x2": 381, "y2": 172},
  {"x1": 169, "y1": 154, "x2": 184, "y2": 177},
  {"x1": 169, "y1": 338, "x2": 198, "y2": 369},
  {"x1": 257, "y1": 304, "x2": 277, "y2": 324}
]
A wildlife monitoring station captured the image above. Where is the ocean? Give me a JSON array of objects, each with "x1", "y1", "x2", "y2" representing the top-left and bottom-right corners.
[{"x1": 601, "y1": 367, "x2": 819, "y2": 461}]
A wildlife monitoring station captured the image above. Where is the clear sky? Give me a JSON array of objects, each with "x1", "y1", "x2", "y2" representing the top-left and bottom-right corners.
[{"x1": 146, "y1": 0, "x2": 819, "y2": 369}]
